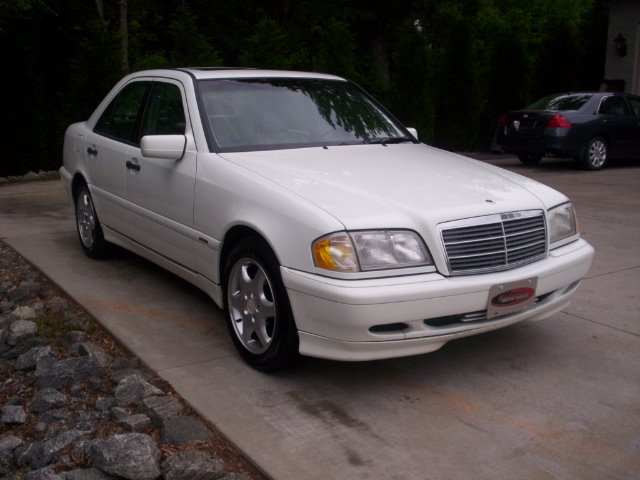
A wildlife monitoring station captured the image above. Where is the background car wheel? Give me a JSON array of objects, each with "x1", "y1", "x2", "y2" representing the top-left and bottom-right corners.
[
  {"x1": 223, "y1": 238, "x2": 299, "y2": 372},
  {"x1": 75, "y1": 184, "x2": 109, "y2": 258},
  {"x1": 517, "y1": 153, "x2": 543, "y2": 166},
  {"x1": 582, "y1": 137, "x2": 608, "y2": 170}
]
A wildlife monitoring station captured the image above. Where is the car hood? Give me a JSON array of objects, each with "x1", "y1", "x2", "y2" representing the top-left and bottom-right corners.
[{"x1": 219, "y1": 144, "x2": 567, "y2": 231}]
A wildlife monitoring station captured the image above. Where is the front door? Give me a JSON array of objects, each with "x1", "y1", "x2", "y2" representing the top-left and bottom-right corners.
[{"x1": 124, "y1": 79, "x2": 198, "y2": 271}]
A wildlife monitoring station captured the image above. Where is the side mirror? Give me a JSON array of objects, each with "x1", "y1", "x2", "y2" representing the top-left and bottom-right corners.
[
  {"x1": 141, "y1": 135, "x2": 186, "y2": 160},
  {"x1": 406, "y1": 128, "x2": 419, "y2": 140}
]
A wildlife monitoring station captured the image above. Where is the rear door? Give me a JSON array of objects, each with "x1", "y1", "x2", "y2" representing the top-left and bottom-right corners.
[
  {"x1": 597, "y1": 95, "x2": 638, "y2": 159},
  {"x1": 86, "y1": 80, "x2": 150, "y2": 235},
  {"x1": 625, "y1": 95, "x2": 640, "y2": 158}
]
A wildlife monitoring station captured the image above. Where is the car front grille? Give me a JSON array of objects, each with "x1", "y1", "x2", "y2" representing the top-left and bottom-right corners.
[{"x1": 440, "y1": 210, "x2": 547, "y2": 274}]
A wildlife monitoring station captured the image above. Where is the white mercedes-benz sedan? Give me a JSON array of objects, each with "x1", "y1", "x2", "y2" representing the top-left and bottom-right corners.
[{"x1": 61, "y1": 68, "x2": 594, "y2": 371}]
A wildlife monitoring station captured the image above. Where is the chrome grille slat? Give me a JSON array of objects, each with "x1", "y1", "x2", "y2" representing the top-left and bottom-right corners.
[{"x1": 440, "y1": 211, "x2": 547, "y2": 274}]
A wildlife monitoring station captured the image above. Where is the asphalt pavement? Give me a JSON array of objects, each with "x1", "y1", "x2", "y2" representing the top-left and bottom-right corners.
[{"x1": 1, "y1": 154, "x2": 638, "y2": 480}]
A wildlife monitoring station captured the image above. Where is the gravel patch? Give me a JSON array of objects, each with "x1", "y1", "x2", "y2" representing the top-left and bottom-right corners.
[{"x1": 0, "y1": 241, "x2": 263, "y2": 479}]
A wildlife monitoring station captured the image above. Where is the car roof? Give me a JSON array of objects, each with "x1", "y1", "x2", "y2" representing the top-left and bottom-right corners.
[{"x1": 135, "y1": 67, "x2": 345, "y2": 81}]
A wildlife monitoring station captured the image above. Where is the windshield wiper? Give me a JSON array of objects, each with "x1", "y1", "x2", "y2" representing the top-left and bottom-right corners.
[{"x1": 364, "y1": 136, "x2": 413, "y2": 145}]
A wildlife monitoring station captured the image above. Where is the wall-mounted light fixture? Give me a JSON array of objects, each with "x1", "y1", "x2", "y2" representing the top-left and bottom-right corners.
[{"x1": 614, "y1": 33, "x2": 627, "y2": 57}]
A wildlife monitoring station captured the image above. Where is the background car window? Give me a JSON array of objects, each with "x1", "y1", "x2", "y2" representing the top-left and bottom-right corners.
[
  {"x1": 599, "y1": 96, "x2": 632, "y2": 116},
  {"x1": 140, "y1": 82, "x2": 186, "y2": 138},
  {"x1": 628, "y1": 96, "x2": 640, "y2": 116},
  {"x1": 94, "y1": 82, "x2": 148, "y2": 143},
  {"x1": 526, "y1": 94, "x2": 592, "y2": 111}
]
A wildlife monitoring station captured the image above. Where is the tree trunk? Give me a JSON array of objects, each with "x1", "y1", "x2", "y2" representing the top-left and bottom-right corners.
[
  {"x1": 371, "y1": 36, "x2": 390, "y2": 86},
  {"x1": 94, "y1": 0, "x2": 104, "y2": 21},
  {"x1": 119, "y1": 0, "x2": 129, "y2": 73}
]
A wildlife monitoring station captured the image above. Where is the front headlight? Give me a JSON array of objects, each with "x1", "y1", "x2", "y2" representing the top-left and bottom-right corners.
[
  {"x1": 548, "y1": 202, "x2": 578, "y2": 246},
  {"x1": 313, "y1": 230, "x2": 433, "y2": 272}
]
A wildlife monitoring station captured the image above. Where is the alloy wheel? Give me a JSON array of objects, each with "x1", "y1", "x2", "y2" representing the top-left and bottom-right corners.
[{"x1": 227, "y1": 257, "x2": 277, "y2": 354}]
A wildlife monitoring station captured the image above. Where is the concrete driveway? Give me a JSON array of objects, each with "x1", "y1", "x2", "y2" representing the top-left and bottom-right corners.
[{"x1": 1, "y1": 155, "x2": 638, "y2": 480}]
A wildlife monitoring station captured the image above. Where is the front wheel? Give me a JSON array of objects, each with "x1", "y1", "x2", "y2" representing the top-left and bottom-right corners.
[
  {"x1": 75, "y1": 184, "x2": 109, "y2": 258},
  {"x1": 517, "y1": 153, "x2": 543, "y2": 166},
  {"x1": 223, "y1": 238, "x2": 299, "y2": 371},
  {"x1": 582, "y1": 137, "x2": 608, "y2": 170}
]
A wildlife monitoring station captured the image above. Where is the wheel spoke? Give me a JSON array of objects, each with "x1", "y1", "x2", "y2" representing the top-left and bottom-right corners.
[{"x1": 255, "y1": 323, "x2": 271, "y2": 348}]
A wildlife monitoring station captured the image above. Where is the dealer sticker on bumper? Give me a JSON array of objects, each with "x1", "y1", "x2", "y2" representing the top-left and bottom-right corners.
[{"x1": 487, "y1": 277, "x2": 538, "y2": 319}]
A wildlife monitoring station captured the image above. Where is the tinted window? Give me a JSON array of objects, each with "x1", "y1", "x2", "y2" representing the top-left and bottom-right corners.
[
  {"x1": 95, "y1": 82, "x2": 149, "y2": 143},
  {"x1": 140, "y1": 82, "x2": 186, "y2": 138},
  {"x1": 527, "y1": 94, "x2": 592, "y2": 111},
  {"x1": 599, "y1": 96, "x2": 632, "y2": 116},
  {"x1": 198, "y1": 78, "x2": 406, "y2": 152},
  {"x1": 627, "y1": 96, "x2": 640, "y2": 115}
]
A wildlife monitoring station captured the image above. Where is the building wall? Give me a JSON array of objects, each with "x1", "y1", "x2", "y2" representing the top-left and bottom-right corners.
[{"x1": 604, "y1": 0, "x2": 640, "y2": 94}]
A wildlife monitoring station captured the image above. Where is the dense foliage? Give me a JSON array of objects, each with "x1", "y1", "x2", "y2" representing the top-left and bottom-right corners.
[{"x1": 0, "y1": 0, "x2": 607, "y2": 176}]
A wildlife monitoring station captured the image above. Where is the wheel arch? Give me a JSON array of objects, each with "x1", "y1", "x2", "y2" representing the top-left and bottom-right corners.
[
  {"x1": 219, "y1": 225, "x2": 281, "y2": 286},
  {"x1": 71, "y1": 173, "x2": 88, "y2": 203}
]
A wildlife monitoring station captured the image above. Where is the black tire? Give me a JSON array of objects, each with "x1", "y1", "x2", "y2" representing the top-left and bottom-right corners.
[
  {"x1": 223, "y1": 237, "x2": 299, "y2": 371},
  {"x1": 581, "y1": 137, "x2": 608, "y2": 171},
  {"x1": 75, "y1": 183, "x2": 109, "y2": 258},
  {"x1": 517, "y1": 153, "x2": 543, "y2": 166}
]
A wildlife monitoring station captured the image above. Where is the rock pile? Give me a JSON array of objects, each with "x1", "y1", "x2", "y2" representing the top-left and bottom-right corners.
[
  {"x1": 0, "y1": 242, "x2": 260, "y2": 480},
  {"x1": 0, "y1": 170, "x2": 59, "y2": 186}
]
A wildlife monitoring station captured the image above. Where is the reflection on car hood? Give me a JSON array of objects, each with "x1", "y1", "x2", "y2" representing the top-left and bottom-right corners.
[{"x1": 219, "y1": 144, "x2": 567, "y2": 230}]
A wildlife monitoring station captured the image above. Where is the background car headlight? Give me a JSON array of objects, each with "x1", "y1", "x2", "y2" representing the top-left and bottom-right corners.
[
  {"x1": 548, "y1": 203, "x2": 578, "y2": 245},
  {"x1": 313, "y1": 230, "x2": 432, "y2": 272}
]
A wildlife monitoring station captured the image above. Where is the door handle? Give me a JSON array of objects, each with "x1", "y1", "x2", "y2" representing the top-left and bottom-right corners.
[
  {"x1": 87, "y1": 147, "x2": 98, "y2": 156},
  {"x1": 126, "y1": 160, "x2": 141, "y2": 172}
]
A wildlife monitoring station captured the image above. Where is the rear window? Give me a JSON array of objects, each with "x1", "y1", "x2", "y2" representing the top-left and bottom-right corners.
[{"x1": 527, "y1": 94, "x2": 592, "y2": 111}]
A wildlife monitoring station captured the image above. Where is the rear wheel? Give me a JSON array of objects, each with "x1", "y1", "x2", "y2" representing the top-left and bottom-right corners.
[
  {"x1": 75, "y1": 184, "x2": 109, "y2": 258},
  {"x1": 582, "y1": 137, "x2": 608, "y2": 170},
  {"x1": 223, "y1": 238, "x2": 299, "y2": 371},
  {"x1": 517, "y1": 153, "x2": 543, "y2": 166}
]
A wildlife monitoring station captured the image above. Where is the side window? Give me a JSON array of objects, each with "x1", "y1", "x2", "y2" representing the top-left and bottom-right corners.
[
  {"x1": 598, "y1": 96, "x2": 632, "y2": 116},
  {"x1": 139, "y1": 82, "x2": 186, "y2": 139},
  {"x1": 628, "y1": 96, "x2": 640, "y2": 116},
  {"x1": 95, "y1": 82, "x2": 149, "y2": 143}
]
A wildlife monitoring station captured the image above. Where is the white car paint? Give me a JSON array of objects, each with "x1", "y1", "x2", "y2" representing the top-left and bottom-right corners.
[{"x1": 61, "y1": 68, "x2": 594, "y2": 363}]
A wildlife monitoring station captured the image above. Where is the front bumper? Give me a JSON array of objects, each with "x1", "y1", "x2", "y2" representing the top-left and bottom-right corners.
[{"x1": 282, "y1": 238, "x2": 594, "y2": 361}]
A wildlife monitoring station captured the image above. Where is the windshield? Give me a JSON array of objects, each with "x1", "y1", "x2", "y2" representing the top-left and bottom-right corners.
[
  {"x1": 197, "y1": 78, "x2": 410, "y2": 152},
  {"x1": 526, "y1": 93, "x2": 593, "y2": 111}
]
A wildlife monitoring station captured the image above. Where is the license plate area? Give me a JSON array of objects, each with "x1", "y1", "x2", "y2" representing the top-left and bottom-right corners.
[{"x1": 487, "y1": 277, "x2": 538, "y2": 319}]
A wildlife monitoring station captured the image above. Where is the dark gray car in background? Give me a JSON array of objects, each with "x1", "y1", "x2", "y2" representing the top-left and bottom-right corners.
[{"x1": 497, "y1": 92, "x2": 640, "y2": 170}]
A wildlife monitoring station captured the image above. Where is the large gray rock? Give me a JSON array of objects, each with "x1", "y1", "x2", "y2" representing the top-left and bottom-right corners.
[
  {"x1": 15, "y1": 345, "x2": 53, "y2": 370},
  {"x1": 161, "y1": 416, "x2": 212, "y2": 445},
  {"x1": 0, "y1": 435, "x2": 22, "y2": 457},
  {"x1": 7, "y1": 319, "x2": 37, "y2": 345},
  {"x1": 2, "y1": 404, "x2": 26, "y2": 425},
  {"x1": 64, "y1": 330, "x2": 87, "y2": 345},
  {"x1": 161, "y1": 450, "x2": 225, "y2": 480},
  {"x1": 11, "y1": 305, "x2": 37, "y2": 320},
  {"x1": 120, "y1": 414, "x2": 152, "y2": 432},
  {"x1": 3, "y1": 336, "x2": 48, "y2": 359},
  {"x1": 24, "y1": 466, "x2": 64, "y2": 480},
  {"x1": 35, "y1": 356, "x2": 103, "y2": 389},
  {"x1": 73, "y1": 342, "x2": 113, "y2": 368},
  {"x1": 114, "y1": 374, "x2": 162, "y2": 406},
  {"x1": 142, "y1": 395, "x2": 182, "y2": 425},
  {"x1": 18, "y1": 430, "x2": 85, "y2": 469},
  {"x1": 30, "y1": 388, "x2": 67, "y2": 413},
  {"x1": 90, "y1": 433, "x2": 161, "y2": 480},
  {"x1": 64, "y1": 467, "x2": 119, "y2": 479},
  {"x1": 46, "y1": 297, "x2": 69, "y2": 314}
]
